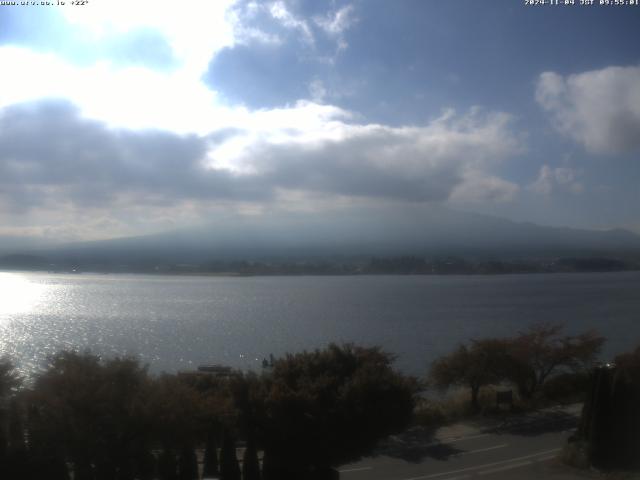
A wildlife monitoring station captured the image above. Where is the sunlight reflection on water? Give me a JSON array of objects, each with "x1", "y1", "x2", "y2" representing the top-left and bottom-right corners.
[
  {"x1": 0, "y1": 272, "x2": 50, "y2": 316},
  {"x1": 1, "y1": 271, "x2": 640, "y2": 380}
]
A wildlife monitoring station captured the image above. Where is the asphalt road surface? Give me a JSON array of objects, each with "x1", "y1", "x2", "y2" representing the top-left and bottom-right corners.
[{"x1": 339, "y1": 405, "x2": 589, "y2": 480}]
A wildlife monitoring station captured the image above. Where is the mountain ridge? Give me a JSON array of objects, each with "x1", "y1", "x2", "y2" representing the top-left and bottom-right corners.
[{"x1": 3, "y1": 209, "x2": 639, "y2": 263}]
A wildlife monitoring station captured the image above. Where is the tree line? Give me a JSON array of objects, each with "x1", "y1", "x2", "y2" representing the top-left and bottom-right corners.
[
  {"x1": 0, "y1": 344, "x2": 418, "y2": 480},
  {"x1": 0, "y1": 322, "x2": 627, "y2": 479},
  {"x1": 2, "y1": 254, "x2": 637, "y2": 276},
  {"x1": 429, "y1": 323, "x2": 606, "y2": 411}
]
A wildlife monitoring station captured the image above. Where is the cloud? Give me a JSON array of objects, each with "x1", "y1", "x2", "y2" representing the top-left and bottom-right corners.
[
  {"x1": 0, "y1": 2, "x2": 524, "y2": 240},
  {"x1": 536, "y1": 66, "x2": 640, "y2": 154},
  {"x1": 228, "y1": 0, "x2": 356, "y2": 50},
  {"x1": 308, "y1": 78, "x2": 328, "y2": 102},
  {"x1": 60, "y1": 0, "x2": 237, "y2": 75},
  {"x1": 211, "y1": 107, "x2": 521, "y2": 202},
  {"x1": 528, "y1": 165, "x2": 584, "y2": 196},
  {"x1": 449, "y1": 173, "x2": 519, "y2": 204},
  {"x1": 268, "y1": 1, "x2": 315, "y2": 45},
  {"x1": 0, "y1": 5, "x2": 178, "y2": 71},
  {"x1": 207, "y1": 1, "x2": 357, "y2": 108},
  {"x1": 0, "y1": 46, "x2": 226, "y2": 134},
  {"x1": 0, "y1": 101, "x2": 268, "y2": 214},
  {"x1": 314, "y1": 5, "x2": 356, "y2": 36},
  {"x1": 0, "y1": 101, "x2": 520, "y2": 224},
  {"x1": 0, "y1": 2, "x2": 360, "y2": 129},
  {"x1": 99, "y1": 28, "x2": 178, "y2": 69},
  {"x1": 313, "y1": 4, "x2": 356, "y2": 51}
]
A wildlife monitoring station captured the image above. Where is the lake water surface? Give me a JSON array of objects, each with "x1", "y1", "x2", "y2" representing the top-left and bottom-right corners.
[{"x1": 1, "y1": 271, "x2": 639, "y2": 378}]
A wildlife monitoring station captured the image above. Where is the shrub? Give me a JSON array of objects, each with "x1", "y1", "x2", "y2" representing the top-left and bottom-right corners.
[
  {"x1": 257, "y1": 344, "x2": 418, "y2": 475},
  {"x1": 541, "y1": 372, "x2": 590, "y2": 403}
]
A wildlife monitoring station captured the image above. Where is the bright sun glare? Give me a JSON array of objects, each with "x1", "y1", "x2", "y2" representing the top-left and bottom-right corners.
[{"x1": 0, "y1": 273, "x2": 47, "y2": 316}]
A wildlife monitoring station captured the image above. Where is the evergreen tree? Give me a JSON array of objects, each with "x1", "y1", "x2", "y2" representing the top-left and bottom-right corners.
[
  {"x1": 242, "y1": 436, "x2": 260, "y2": 480},
  {"x1": 202, "y1": 433, "x2": 219, "y2": 478},
  {"x1": 260, "y1": 450, "x2": 274, "y2": 480},
  {"x1": 115, "y1": 456, "x2": 135, "y2": 480},
  {"x1": 73, "y1": 460, "x2": 96, "y2": 480},
  {"x1": 260, "y1": 449, "x2": 295, "y2": 480},
  {"x1": 158, "y1": 449, "x2": 178, "y2": 480},
  {"x1": 46, "y1": 455, "x2": 71, "y2": 480},
  {"x1": 219, "y1": 429, "x2": 241, "y2": 480},
  {"x1": 8, "y1": 398, "x2": 25, "y2": 452},
  {"x1": 135, "y1": 449, "x2": 157, "y2": 480},
  {"x1": 178, "y1": 445, "x2": 199, "y2": 480},
  {"x1": 34, "y1": 453, "x2": 70, "y2": 480}
]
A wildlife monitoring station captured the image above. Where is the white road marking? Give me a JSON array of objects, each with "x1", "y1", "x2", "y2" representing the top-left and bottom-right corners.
[
  {"x1": 339, "y1": 444, "x2": 507, "y2": 475},
  {"x1": 456, "y1": 444, "x2": 508, "y2": 456},
  {"x1": 441, "y1": 433, "x2": 490, "y2": 444},
  {"x1": 401, "y1": 448, "x2": 562, "y2": 480},
  {"x1": 339, "y1": 466, "x2": 373, "y2": 473},
  {"x1": 478, "y1": 454, "x2": 556, "y2": 475}
]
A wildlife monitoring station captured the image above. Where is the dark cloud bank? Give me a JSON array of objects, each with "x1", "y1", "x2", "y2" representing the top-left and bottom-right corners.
[
  {"x1": 0, "y1": 100, "x2": 264, "y2": 212},
  {"x1": 0, "y1": 100, "x2": 508, "y2": 213}
]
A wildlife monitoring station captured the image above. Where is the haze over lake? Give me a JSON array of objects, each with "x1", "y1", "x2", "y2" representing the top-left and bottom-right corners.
[{"x1": 1, "y1": 270, "x2": 639, "y2": 378}]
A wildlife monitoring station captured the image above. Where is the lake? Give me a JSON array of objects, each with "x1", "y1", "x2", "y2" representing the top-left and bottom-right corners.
[{"x1": 1, "y1": 270, "x2": 639, "y2": 378}]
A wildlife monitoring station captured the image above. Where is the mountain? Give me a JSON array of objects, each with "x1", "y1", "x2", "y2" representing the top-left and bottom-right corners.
[
  {"x1": 0, "y1": 235, "x2": 59, "y2": 256},
  {"x1": 12, "y1": 208, "x2": 639, "y2": 266}
]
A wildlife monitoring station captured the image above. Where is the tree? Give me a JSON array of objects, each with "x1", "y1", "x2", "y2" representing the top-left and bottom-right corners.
[
  {"x1": 219, "y1": 429, "x2": 241, "y2": 480},
  {"x1": 242, "y1": 436, "x2": 261, "y2": 480},
  {"x1": 134, "y1": 449, "x2": 157, "y2": 480},
  {"x1": 0, "y1": 357, "x2": 20, "y2": 457},
  {"x1": 202, "y1": 432, "x2": 219, "y2": 478},
  {"x1": 147, "y1": 373, "x2": 204, "y2": 451},
  {"x1": 7, "y1": 397, "x2": 25, "y2": 452},
  {"x1": 504, "y1": 323, "x2": 604, "y2": 399},
  {"x1": 157, "y1": 449, "x2": 178, "y2": 480},
  {"x1": 28, "y1": 352, "x2": 155, "y2": 480},
  {"x1": 614, "y1": 344, "x2": 640, "y2": 382},
  {"x1": 178, "y1": 445, "x2": 198, "y2": 480},
  {"x1": 429, "y1": 339, "x2": 508, "y2": 411},
  {"x1": 573, "y1": 345, "x2": 640, "y2": 470},
  {"x1": 257, "y1": 344, "x2": 418, "y2": 477}
]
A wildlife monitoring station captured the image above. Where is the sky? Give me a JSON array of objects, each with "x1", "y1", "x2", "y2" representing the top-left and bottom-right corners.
[{"x1": 0, "y1": 0, "x2": 639, "y2": 244}]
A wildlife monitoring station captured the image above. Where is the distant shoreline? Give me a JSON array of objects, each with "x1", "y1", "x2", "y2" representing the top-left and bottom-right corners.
[
  {"x1": 2, "y1": 264, "x2": 639, "y2": 278},
  {"x1": 2, "y1": 252, "x2": 640, "y2": 277}
]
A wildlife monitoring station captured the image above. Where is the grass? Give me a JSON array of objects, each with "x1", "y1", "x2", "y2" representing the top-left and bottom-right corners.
[
  {"x1": 412, "y1": 378, "x2": 588, "y2": 430},
  {"x1": 413, "y1": 386, "x2": 507, "y2": 428}
]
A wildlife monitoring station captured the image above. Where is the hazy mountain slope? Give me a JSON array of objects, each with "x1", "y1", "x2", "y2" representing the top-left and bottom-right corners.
[{"x1": 26, "y1": 208, "x2": 640, "y2": 263}]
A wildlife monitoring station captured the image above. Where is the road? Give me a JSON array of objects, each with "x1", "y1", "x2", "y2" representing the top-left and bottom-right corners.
[{"x1": 339, "y1": 405, "x2": 592, "y2": 480}]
